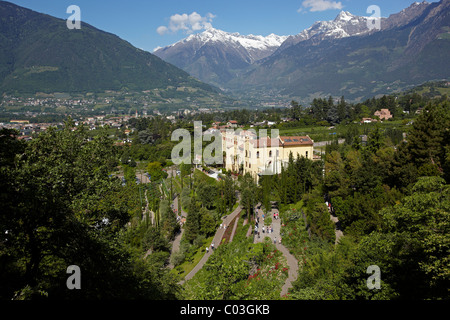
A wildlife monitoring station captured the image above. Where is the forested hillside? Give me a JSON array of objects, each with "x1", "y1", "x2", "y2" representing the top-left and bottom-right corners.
[
  {"x1": 271, "y1": 100, "x2": 449, "y2": 299},
  {"x1": 176, "y1": 96, "x2": 449, "y2": 300},
  {"x1": 0, "y1": 1, "x2": 218, "y2": 95},
  {"x1": 1, "y1": 91, "x2": 448, "y2": 300}
]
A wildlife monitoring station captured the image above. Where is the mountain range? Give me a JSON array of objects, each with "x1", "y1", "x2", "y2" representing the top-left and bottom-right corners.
[
  {"x1": 155, "y1": 0, "x2": 450, "y2": 102},
  {"x1": 0, "y1": 0, "x2": 448, "y2": 105},
  {"x1": 154, "y1": 28, "x2": 288, "y2": 86},
  {"x1": 0, "y1": 1, "x2": 218, "y2": 97}
]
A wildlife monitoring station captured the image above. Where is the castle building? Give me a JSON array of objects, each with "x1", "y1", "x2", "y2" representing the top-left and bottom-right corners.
[{"x1": 221, "y1": 129, "x2": 314, "y2": 180}]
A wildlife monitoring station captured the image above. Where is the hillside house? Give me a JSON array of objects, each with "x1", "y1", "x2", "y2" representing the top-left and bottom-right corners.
[
  {"x1": 227, "y1": 120, "x2": 238, "y2": 128},
  {"x1": 374, "y1": 109, "x2": 393, "y2": 120}
]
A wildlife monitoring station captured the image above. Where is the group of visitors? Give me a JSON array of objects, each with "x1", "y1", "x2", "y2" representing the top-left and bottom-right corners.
[
  {"x1": 254, "y1": 224, "x2": 274, "y2": 234},
  {"x1": 253, "y1": 205, "x2": 282, "y2": 245},
  {"x1": 205, "y1": 203, "x2": 285, "y2": 254},
  {"x1": 206, "y1": 242, "x2": 215, "y2": 254}
]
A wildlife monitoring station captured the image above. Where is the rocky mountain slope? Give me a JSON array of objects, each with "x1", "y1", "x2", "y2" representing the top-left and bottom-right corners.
[
  {"x1": 155, "y1": 1, "x2": 449, "y2": 102},
  {"x1": 154, "y1": 28, "x2": 288, "y2": 87},
  {"x1": 233, "y1": 0, "x2": 449, "y2": 102}
]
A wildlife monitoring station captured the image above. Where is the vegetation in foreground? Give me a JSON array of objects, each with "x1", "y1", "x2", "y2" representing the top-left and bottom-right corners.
[{"x1": 0, "y1": 92, "x2": 448, "y2": 300}]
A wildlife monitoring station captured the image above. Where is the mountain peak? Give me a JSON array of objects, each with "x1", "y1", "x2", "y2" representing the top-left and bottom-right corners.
[
  {"x1": 165, "y1": 27, "x2": 288, "y2": 53},
  {"x1": 153, "y1": 28, "x2": 288, "y2": 87},
  {"x1": 335, "y1": 11, "x2": 356, "y2": 22},
  {"x1": 184, "y1": 27, "x2": 227, "y2": 41},
  {"x1": 412, "y1": 1, "x2": 429, "y2": 6},
  {"x1": 400, "y1": 1, "x2": 431, "y2": 12}
]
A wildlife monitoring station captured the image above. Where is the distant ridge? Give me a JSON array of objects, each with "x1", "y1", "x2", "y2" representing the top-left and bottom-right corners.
[
  {"x1": 154, "y1": 28, "x2": 288, "y2": 88},
  {"x1": 154, "y1": 0, "x2": 450, "y2": 102},
  {"x1": 0, "y1": 1, "x2": 218, "y2": 95},
  {"x1": 235, "y1": 0, "x2": 449, "y2": 102}
]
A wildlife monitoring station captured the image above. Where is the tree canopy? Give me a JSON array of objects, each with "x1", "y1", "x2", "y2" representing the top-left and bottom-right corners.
[{"x1": 0, "y1": 121, "x2": 179, "y2": 299}]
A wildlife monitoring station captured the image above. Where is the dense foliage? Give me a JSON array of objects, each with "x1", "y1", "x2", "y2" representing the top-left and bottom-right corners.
[
  {"x1": 0, "y1": 2, "x2": 218, "y2": 95},
  {"x1": 183, "y1": 224, "x2": 289, "y2": 300},
  {"x1": 286, "y1": 100, "x2": 450, "y2": 300},
  {"x1": 1, "y1": 89, "x2": 448, "y2": 300},
  {"x1": 0, "y1": 121, "x2": 179, "y2": 299}
]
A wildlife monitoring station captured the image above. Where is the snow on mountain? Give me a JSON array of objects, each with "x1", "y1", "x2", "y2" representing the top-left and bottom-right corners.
[
  {"x1": 160, "y1": 28, "x2": 288, "y2": 63},
  {"x1": 335, "y1": 10, "x2": 354, "y2": 22},
  {"x1": 276, "y1": 11, "x2": 371, "y2": 54},
  {"x1": 277, "y1": 2, "x2": 435, "y2": 55},
  {"x1": 153, "y1": 28, "x2": 289, "y2": 87},
  {"x1": 152, "y1": 1, "x2": 439, "y2": 90}
]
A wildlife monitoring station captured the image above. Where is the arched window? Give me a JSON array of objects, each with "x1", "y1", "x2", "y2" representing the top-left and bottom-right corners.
[{"x1": 269, "y1": 150, "x2": 272, "y2": 158}]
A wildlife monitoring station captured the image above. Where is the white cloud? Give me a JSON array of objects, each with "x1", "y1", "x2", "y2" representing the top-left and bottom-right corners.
[
  {"x1": 300, "y1": 0, "x2": 343, "y2": 12},
  {"x1": 156, "y1": 26, "x2": 169, "y2": 35},
  {"x1": 157, "y1": 12, "x2": 216, "y2": 35}
]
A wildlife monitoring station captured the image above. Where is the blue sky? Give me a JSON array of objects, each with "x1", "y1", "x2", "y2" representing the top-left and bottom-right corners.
[{"x1": 5, "y1": 0, "x2": 439, "y2": 52}]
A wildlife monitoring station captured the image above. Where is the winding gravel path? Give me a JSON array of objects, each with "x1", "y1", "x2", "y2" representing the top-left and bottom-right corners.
[
  {"x1": 180, "y1": 204, "x2": 242, "y2": 284},
  {"x1": 167, "y1": 195, "x2": 188, "y2": 269},
  {"x1": 253, "y1": 206, "x2": 299, "y2": 297}
]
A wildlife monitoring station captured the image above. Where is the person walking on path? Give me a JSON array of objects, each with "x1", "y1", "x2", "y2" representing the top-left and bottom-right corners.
[{"x1": 181, "y1": 204, "x2": 243, "y2": 285}]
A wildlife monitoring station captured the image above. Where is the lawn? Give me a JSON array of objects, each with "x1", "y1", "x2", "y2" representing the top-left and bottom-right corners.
[
  {"x1": 171, "y1": 235, "x2": 214, "y2": 279},
  {"x1": 193, "y1": 168, "x2": 218, "y2": 185}
]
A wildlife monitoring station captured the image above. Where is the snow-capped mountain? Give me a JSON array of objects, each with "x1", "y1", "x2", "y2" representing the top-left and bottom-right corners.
[
  {"x1": 153, "y1": 28, "x2": 288, "y2": 87},
  {"x1": 153, "y1": 11, "x2": 376, "y2": 87},
  {"x1": 153, "y1": 0, "x2": 446, "y2": 94},
  {"x1": 232, "y1": 0, "x2": 448, "y2": 102},
  {"x1": 276, "y1": 1, "x2": 433, "y2": 54},
  {"x1": 173, "y1": 28, "x2": 288, "y2": 62},
  {"x1": 276, "y1": 11, "x2": 372, "y2": 54}
]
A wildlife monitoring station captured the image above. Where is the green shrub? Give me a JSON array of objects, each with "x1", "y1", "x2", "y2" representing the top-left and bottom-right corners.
[{"x1": 170, "y1": 250, "x2": 185, "y2": 267}]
